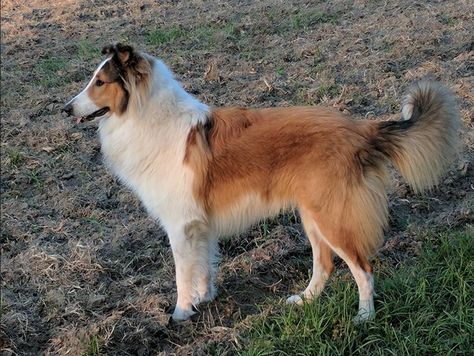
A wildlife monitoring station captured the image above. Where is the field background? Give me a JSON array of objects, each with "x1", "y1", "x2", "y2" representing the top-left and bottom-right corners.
[{"x1": 1, "y1": 0, "x2": 473, "y2": 355}]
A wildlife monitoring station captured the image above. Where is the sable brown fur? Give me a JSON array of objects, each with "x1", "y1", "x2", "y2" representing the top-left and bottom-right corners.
[
  {"x1": 186, "y1": 107, "x2": 389, "y2": 259},
  {"x1": 185, "y1": 82, "x2": 460, "y2": 264}
]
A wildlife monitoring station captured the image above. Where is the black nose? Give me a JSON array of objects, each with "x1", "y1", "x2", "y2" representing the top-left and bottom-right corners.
[{"x1": 62, "y1": 103, "x2": 73, "y2": 116}]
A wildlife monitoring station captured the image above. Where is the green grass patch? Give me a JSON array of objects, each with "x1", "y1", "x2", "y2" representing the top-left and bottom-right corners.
[
  {"x1": 265, "y1": 8, "x2": 340, "y2": 34},
  {"x1": 86, "y1": 335, "x2": 100, "y2": 356},
  {"x1": 193, "y1": 21, "x2": 240, "y2": 51},
  {"x1": 291, "y1": 10, "x2": 340, "y2": 30},
  {"x1": 315, "y1": 81, "x2": 341, "y2": 101},
  {"x1": 80, "y1": 215, "x2": 106, "y2": 238},
  {"x1": 195, "y1": 23, "x2": 220, "y2": 46},
  {"x1": 440, "y1": 16, "x2": 460, "y2": 26},
  {"x1": 311, "y1": 48, "x2": 325, "y2": 72},
  {"x1": 6, "y1": 149, "x2": 25, "y2": 167},
  {"x1": 276, "y1": 67, "x2": 286, "y2": 77},
  {"x1": 36, "y1": 56, "x2": 69, "y2": 88},
  {"x1": 28, "y1": 169, "x2": 44, "y2": 190},
  {"x1": 147, "y1": 25, "x2": 185, "y2": 45},
  {"x1": 77, "y1": 39, "x2": 100, "y2": 61},
  {"x1": 241, "y1": 229, "x2": 474, "y2": 355}
]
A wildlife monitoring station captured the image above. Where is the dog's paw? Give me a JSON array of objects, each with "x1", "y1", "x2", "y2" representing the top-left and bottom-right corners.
[
  {"x1": 352, "y1": 299, "x2": 375, "y2": 324},
  {"x1": 286, "y1": 294, "x2": 304, "y2": 305},
  {"x1": 172, "y1": 306, "x2": 196, "y2": 321},
  {"x1": 352, "y1": 309, "x2": 375, "y2": 324}
]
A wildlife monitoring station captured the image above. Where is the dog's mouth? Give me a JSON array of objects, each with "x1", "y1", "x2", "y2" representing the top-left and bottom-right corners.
[{"x1": 76, "y1": 107, "x2": 110, "y2": 124}]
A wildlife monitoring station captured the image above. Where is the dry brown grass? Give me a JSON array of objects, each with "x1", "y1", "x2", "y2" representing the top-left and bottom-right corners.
[{"x1": 1, "y1": 0, "x2": 473, "y2": 354}]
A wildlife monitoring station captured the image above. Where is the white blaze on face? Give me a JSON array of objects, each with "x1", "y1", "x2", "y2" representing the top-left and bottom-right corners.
[{"x1": 65, "y1": 58, "x2": 111, "y2": 117}]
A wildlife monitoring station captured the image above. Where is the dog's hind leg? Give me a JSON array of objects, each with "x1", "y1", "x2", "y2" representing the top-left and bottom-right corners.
[
  {"x1": 288, "y1": 206, "x2": 376, "y2": 322},
  {"x1": 313, "y1": 217, "x2": 376, "y2": 323},
  {"x1": 287, "y1": 208, "x2": 334, "y2": 305},
  {"x1": 331, "y1": 245, "x2": 375, "y2": 323}
]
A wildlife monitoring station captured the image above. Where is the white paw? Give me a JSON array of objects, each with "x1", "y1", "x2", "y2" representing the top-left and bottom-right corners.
[
  {"x1": 286, "y1": 294, "x2": 304, "y2": 305},
  {"x1": 353, "y1": 299, "x2": 375, "y2": 324},
  {"x1": 352, "y1": 309, "x2": 375, "y2": 324},
  {"x1": 172, "y1": 306, "x2": 196, "y2": 321}
]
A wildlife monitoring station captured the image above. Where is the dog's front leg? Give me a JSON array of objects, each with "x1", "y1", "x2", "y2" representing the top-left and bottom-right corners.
[
  {"x1": 168, "y1": 227, "x2": 196, "y2": 321},
  {"x1": 184, "y1": 220, "x2": 218, "y2": 305},
  {"x1": 193, "y1": 237, "x2": 218, "y2": 304}
]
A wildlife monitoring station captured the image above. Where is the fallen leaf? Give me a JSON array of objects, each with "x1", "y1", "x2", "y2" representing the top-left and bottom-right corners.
[
  {"x1": 70, "y1": 132, "x2": 83, "y2": 140},
  {"x1": 204, "y1": 60, "x2": 219, "y2": 82}
]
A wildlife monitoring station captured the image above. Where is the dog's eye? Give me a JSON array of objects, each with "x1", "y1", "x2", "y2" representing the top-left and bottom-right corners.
[{"x1": 96, "y1": 79, "x2": 105, "y2": 87}]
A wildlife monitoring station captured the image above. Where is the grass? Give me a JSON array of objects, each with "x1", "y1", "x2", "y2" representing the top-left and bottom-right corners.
[
  {"x1": 28, "y1": 169, "x2": 44, "y2": 190},
  {"x1": 77, "y1": 39, "x2": 100, "y2": 61},
  {"x1": 266, "y1": 8, "x2": 341, "y2": 34},
  {"x1": 311, "y1": 48, "x2": 325, "y2": 72},
  {"x1": 193, "y1": 21, "x2": 241, "y2": 51},
  {"x1": 291, "y1": 10, "x2": 340, "y2": 30},
  {"x1": 86, "y1": 336, "x2": 100, "y2": 356},
  {"x1": 36, "y1": 56, "x2": 69, "y2": 88},
  {"x1": 147, "y1": 25, "x2": 185, "y2": 45},
  {"x1": 315, "y1": 81, "x2": 341, "y2": 101},
  {"x1": 440, "y1": 15, "x2": 460, "y2": 26},
  {"x1": 6, "y1": 149, "x2": 25, "y2": 167},
  {"x1": 241, "y1": 229, "x2": 474, "y2": 355},
  {"x1": 80, "y1": 216, "x2": 106, "y2": 239}
]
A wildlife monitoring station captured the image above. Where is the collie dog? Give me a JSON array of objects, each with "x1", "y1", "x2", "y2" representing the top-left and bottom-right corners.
[{"x1": 63, "y1": 44, "x2": 460, "y2": 322}]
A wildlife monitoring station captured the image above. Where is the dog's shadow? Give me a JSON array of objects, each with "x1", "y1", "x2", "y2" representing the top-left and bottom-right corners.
[{"x1": 194, "y1": 239, "x2": 312, "y2": 327}]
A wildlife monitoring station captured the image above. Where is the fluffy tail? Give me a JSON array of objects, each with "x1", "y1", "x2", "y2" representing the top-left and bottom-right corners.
[{"x1": 373, "y1": 81, "x2": 461, "y2": 192}]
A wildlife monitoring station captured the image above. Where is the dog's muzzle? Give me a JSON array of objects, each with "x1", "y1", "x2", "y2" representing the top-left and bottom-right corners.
[
  {"x1": 62, "y1": 103, "x2": 73, "y2": 116},
  {"x1": 62, "y1": 104, "x2": 110, "y2": 123}
]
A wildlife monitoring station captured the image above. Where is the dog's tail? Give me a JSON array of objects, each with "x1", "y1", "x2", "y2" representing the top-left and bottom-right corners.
[
  {"x1": 369, "y1": 81, "x2": 461, "y2": 193},
  {"x1": 347, "y1": 81, "x2": 461, "y2": 258}
]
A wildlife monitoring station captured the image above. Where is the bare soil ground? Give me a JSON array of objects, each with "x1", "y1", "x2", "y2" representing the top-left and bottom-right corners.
[{"x1": 1, "y1": 0, "x2": 473, "y2": 354}]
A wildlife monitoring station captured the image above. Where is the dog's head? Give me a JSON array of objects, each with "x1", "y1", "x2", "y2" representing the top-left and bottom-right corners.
[{"x1": 63, "y1": 43, "x2": 152, "y2": 123}]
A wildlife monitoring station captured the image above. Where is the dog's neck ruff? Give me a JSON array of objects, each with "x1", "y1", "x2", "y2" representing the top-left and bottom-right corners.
[
  {"x1": 97, "y1": 57, "x2": 209, "y2": 229},
  {"x1": 147, "y1": 59, "x2": 209, "y2": 126}
]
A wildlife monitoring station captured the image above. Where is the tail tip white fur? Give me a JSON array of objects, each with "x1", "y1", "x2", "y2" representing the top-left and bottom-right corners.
[{"x1": 401, "y1": 101, "x2": 414, "y2": 121}]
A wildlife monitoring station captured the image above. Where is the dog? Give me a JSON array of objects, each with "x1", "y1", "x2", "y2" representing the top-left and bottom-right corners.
[{"x1": 63, "y1": 43, "x2": 460, "y2": 322}]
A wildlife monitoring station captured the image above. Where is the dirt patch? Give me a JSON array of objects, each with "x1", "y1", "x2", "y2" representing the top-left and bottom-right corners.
[{"x1": 1, "y1": 0, "x2": 473, "y2": 354}]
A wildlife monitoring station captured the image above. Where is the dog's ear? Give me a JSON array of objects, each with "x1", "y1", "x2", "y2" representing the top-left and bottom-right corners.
[
  {"x1": 102, "y1": 43, "x2": 138, "y2": 68},
  {"x1": 101, "y1": 44, "x2": 115, "y2": 56},
  {"x1": 102, "y1": 43, "x2": 150, "y2": 83}
]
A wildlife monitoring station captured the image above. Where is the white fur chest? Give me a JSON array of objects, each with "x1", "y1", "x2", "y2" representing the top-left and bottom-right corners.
[{"x1": 98, "y1": 115, "x2": 200, "y2": 230}]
